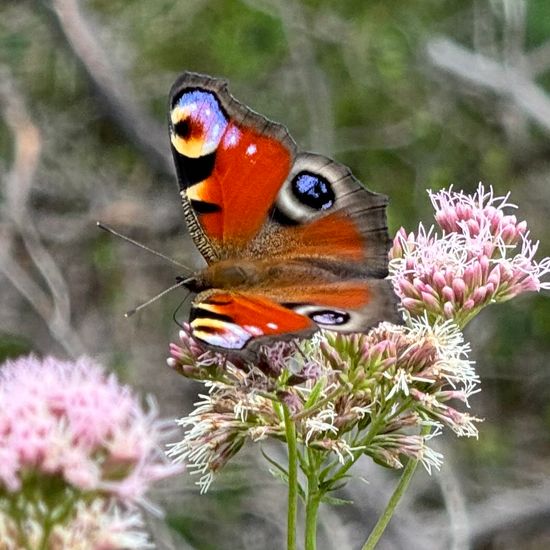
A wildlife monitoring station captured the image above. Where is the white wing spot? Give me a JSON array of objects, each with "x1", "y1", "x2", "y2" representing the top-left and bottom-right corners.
[
  {"x1": 267, "y1": 322, "x2": 278, "y2": 330},
  {"x1": 246, "y1": 144, "x2": 257, "y2": 156},
  {"x1": 244, "y1": 325, "x2": 263, "y2": 336},
  {"x1": 223, "y1": 126, "x2": 241, "y2": 148}
]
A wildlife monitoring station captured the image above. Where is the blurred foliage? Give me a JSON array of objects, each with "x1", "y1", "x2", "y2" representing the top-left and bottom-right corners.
[{"x1": 1, "y1": 0, "x2": 550, "y2": 548}]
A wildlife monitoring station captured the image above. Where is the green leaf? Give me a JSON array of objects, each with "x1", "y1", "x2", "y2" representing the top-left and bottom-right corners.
[
  {"x1": 268, "y1": 467, "x2": 288, "y2": 484},
  {"x1": 321, "y1": 475, "x2": 351, "y2": 492},
  {"x1": 260, "y1": 447, "x2": 288, "y2": 477},
  {"x1": 304, "y1": 378, "x2": 326, "y2": 408},
  {"x1": 267, "y1": 468, "x2": 306, "y2": 502},
  {"x1": 321, "y1": 495, "x2": 354, "y2": 506}
]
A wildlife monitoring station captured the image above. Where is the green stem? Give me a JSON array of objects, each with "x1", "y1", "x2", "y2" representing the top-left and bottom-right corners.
[
  {"x1": 305, "y1": 455, "x2": 321, "y2": 550},
  {"x1": 283, "y1": 405, "x2": 298, "y2": 550},
  {"x1": 292, "y1": 387, "x2": 344, "y2": 421},
  {"x1": 361, "y1": 423, "x2": 431, "y2": 550},
  {"x1": 361, "y1": 457, "x2": 419, "y2": 550}
]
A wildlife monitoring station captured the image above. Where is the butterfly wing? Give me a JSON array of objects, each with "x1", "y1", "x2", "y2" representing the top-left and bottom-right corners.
[
  {"x1": 190, "y1": 280, "x2": 398, "y2": 350},
  {"x1": 169, "y1": 72, "x2": 296, "y2": 261},
  {"x1": 189, "y1": 290, "x2": 316, "y2": 350},
  {"x1": 169, "y1": 72, "x2": 400, "y2": 350},
  {"x1": 168, "y1": 73, "x2": 389, "y2": 276},
  {"x1": 267, "y1": 152, "x2": 390, "y2": 278}
]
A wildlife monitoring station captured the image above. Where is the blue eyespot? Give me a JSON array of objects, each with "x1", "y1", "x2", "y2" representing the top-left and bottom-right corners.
[
  {"x1": 171, "y1": 90, "x2": 228, "y2": 156},
  {"x1": 292, "y1": 172, "x2": 335, "y2": 211},
  {"x1": 310, "y1": 310, "x2": 349, "y2": 325}
]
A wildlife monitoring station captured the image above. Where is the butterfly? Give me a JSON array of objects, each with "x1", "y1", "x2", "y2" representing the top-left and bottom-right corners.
[{"x1": 168, "y1": 71, "x2": 400, "y2": 351}]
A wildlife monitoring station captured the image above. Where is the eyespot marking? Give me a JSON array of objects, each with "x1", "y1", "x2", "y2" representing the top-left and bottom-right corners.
[
  {"x1": 170, "y1": 89, "x2": 228, "y2": 157},
  {"x1": 290, "y1": 304, "x2": 354, "y2": 329},
  {"x1": 309, "y1": 310, "x2": 350, "y2": 325},
  {"x1": 292, "y1": 172, "x2": 335, "y2": 211}
]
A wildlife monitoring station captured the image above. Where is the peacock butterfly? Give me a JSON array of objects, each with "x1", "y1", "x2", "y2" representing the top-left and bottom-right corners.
[{"x1": 169, "y1": 71, "x2": 400, "y2": 351}]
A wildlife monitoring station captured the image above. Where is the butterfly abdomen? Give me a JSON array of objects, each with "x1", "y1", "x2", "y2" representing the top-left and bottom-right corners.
[
  {"x1": 201, "y1": 260, "x2": 262, "y2": 289},
  {"x1": 198, "y1": 258, "x2": 344, "y2": 292}
]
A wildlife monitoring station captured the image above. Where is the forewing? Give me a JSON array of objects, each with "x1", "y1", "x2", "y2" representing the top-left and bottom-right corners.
[{"x1": 169, "y1": 72, "x2": 296, "y2": 261}]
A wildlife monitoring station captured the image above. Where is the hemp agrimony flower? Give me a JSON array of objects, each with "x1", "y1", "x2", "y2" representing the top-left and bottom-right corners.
[
  {"x1": 166, "y1": 185, "x2": 549, "y2": 550},
  {"x1": 0, "y1": 355, "x2": 182, "y2": 549},
  {"x1": 390, "y1": 184, "x2": 550, "y2": 325},
  {"x1": 167, "y1": 317, "x2": 477, "y2": 490}
]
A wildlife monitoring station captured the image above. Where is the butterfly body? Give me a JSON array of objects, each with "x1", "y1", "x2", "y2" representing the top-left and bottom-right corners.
[{"x1": 169, "y1": 72, "x2": 400, "y2": 351}]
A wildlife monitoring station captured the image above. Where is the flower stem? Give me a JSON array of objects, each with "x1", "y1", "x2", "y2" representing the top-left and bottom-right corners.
[
  {"x1": 361, "y1": 457, "x2": 420, "y2": 550},
  {"x1": 324, "y1": 412, "x2": 387, "y2": 489},
  {"x1": 283, "y1": 405, "x2": 298, "y2": 550},
  {"x1": 305, "y1": 462, "x2": 321, "y2": 550},
  {"x1": 292, "y1": 386, "x2": 344, "y2": 421}
]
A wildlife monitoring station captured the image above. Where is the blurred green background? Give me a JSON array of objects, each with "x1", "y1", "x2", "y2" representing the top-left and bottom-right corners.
[{"x1": 1, "y1": 1, "x2": 550, "y2": 548}]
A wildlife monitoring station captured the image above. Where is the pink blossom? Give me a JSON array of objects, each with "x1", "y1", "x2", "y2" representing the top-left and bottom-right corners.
[
  {"x1": 0, "y1": 355, "x2": 181, "y2": 504},
  {"x1": 390, "y1": 185, "x2": 550, "y2": 325},
  {"x1": 167, "y1": 368, "x2": 282, "y2": 493},
  {"x1": 0, "y1": 499, "x2": 153, "y2": 549}
]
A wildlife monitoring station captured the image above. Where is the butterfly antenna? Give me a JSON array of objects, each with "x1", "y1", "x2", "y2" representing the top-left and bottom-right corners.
[
  {"x1": 292, "y1": 339, "x2": 309, "y2": 363},
  {"x1": 125, "y1": 278, "x2": 192, "y2": 318},
  {"x1": 172, "y1": 291, "x2": 192, "y2": 329},
  {"x1": 96, "y1": 221, "x2": 193, "y2": 274}
]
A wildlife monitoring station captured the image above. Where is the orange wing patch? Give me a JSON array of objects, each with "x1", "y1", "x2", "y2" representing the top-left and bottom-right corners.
[
  {"x1": 272, "y1": 212, "x2": 365, "y2": 263},
  {"x1": 201, "y1": 123, "x2": 292, "y2": 245},
  {"x1": 274, "y1": 283, "x2": 371, "y2": 309},
  {"x1": 190, "y1": 291, "x2": 316, "y2": 349},
  {"x1": 170, "y1": 86, "x2": 294, "y2": 251}
]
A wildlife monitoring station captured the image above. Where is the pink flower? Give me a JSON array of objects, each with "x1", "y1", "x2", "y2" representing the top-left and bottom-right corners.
[
  {"x1": 0, "y1": 355, "x2": 181, "y2": 505},
  {"x1": 0, "y1": 499, "x2": 153, "y2": 549},
  {"x1": 167, "y1": 367, "x2": 282, "y2": 493},
  {"x1": 326, "y1": 316, "x2": 480, "y2": 440},
  {"x1": 430, "y1": 184, "x2": 528, "y2": 246},
  {"x1": 168, "y1": 324, "x2": 318, "y2": 381},
  {"x1": 390, "y1": 184, "x2": 550, "y2": 325}
]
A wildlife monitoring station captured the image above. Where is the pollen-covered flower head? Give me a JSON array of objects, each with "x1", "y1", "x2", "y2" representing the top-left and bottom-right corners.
[
  {"x1": 390, "y1": 184, "x2": 550, "y2": 325},
  {"x1": 0, "y1": 355, "x2": 181, "y2": 504},
  {"x1": 313, "y1": 317, "x2": 480, "y2": 469},
  {"x1": 167, "y1": 317, "x2": 481, "y2": 489}
]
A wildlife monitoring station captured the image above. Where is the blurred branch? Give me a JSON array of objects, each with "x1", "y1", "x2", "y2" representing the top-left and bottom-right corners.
[
  {"x1": 527, "y1": 39, "x2": 550, "y2": 76},
  {"x1": 500, "y1": 0, "x2": 527, "y2": 69},
  {"x1": 422, "y1": 481, "x2": 550, "y2": 548},
  {"x1": 435, "y1": 455, "x2": 470, "y2": 550},
  {"x1": 40, "y1": 0, "x2": 172, "y2": 175},
  {"x1": 426, "y1": 36, "x2": 550, "y2": 137},
  {"x1": 242, "y1": 0, "x2": 335, "y2": 153},
  {"x1": 0, "y1": 66, "x2": 85, "y2": 358},
  {"x1": 467, "y1": 482, "x2": 550, "y2": 546}
]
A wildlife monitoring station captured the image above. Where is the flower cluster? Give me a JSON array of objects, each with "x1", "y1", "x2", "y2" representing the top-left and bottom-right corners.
[
  {"x1": 167, "y1": 360, "x2": 282, "y2": 493},
  {"x1": 390, "y1": 184, "x2": 550, "y2": 325},
  {"x1": 0, "y1": 500, "x2": 153, "y2": 550},
  {"x1": 168, "y1": 316, "x2": 478, "y2": 491},
  {"x1": 166, "y1": 184, "x2": 548, "y2": 498},
  {"x1": 0, "y1": 355, "x2": 182, "y2": 548}
]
